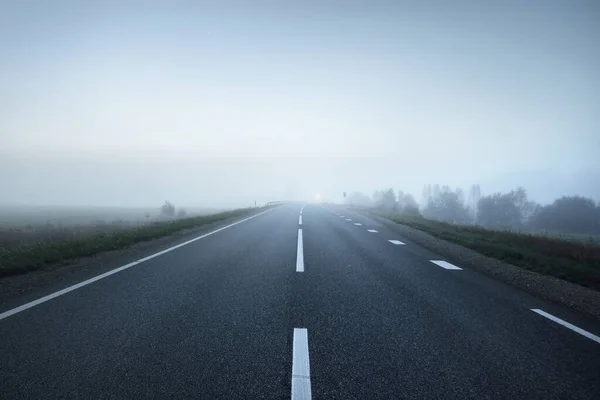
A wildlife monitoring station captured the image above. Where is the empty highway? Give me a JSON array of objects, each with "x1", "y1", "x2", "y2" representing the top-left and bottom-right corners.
[{"x1": 1, "y1": 204, "x2": 600, "y2": 399}]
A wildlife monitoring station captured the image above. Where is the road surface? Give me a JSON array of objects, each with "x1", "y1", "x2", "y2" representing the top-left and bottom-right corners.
[{"x1": 1, "y1": 204, "x2": 600, "y2": 399}]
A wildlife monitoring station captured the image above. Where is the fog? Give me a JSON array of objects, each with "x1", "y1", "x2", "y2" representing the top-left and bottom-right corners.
[{"x1": 1, "y1": 1, "x2": 598, "y2": 208}]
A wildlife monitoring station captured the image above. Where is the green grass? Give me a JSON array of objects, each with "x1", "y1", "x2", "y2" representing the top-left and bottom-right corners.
[
  {"x1": 0, "y1": 208, "x2": 255, "y2": 278},
  {"x1": 0, "y1": 205, "x2": 225, "y2": 227},
  {"x1": 535, "y1": 231, "x2": 600, "y2": 244},
  {"x1": 374, "y1": 211, "x2": 600, "y2": 292}
]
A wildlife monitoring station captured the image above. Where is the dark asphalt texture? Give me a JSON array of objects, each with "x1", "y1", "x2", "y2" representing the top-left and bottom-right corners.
[{"x1": 1, "y1": 204, "x2": 600, "y2": 399}]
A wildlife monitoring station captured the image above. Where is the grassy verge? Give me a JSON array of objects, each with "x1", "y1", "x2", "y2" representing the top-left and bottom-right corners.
[
  {"x1": 0, "y1": 208, "x2": 256, "y2": 278},
  {"x1": 372, "y1": 211, "x2": 600, "y2": 292}
]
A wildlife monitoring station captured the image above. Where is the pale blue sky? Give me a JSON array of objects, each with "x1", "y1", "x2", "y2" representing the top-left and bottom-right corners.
[{"x1": 1, "y1": 1, "x2": 598, "y2": 206}]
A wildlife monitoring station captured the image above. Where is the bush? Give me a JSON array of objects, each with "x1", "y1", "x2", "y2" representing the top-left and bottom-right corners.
[{"x1": 160, "y1": 201, "x2": 176, "y2": 218}]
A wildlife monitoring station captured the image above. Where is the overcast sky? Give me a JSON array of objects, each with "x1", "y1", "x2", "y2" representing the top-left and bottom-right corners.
[{"x1": 1, "y1": 0, "x2": 598, "y2": 207}]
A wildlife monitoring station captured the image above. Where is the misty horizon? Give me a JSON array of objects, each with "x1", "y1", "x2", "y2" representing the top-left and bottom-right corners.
[{"x1": 1, "y1": 1, "x2": 598, "y2": 208}]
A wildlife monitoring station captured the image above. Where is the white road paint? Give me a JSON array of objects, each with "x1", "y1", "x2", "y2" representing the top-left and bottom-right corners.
[
  {"x1": 300, "y1": 205, "x2": 304, "y2": 215},
  {"x1": 367, "y1": 229, "x2": 378, "y2": 233},
  {"x1": 0, "y1": 208, "x2": 277, "y2": 322},
  {"x1": 429, "y1": 260, "x2": 462, "y2": 270},
  {"x1": 340, "y1": 215, "x2": 345, "y2": 218},
  {"x1": 388, "y1": 240, "x2": 405, "y2": 245},
  {"x1": 353, "y1": 223, "x2": 362, "y2": 226},
  {"x1": 299, "y1": 215, "x2": 303, "y2": 225},
  {"x1": 296, "y1": 229, "x2": 304, "y2": 272},
  {"x1": 531, "y1": 309, "x2": 600, "y2": 344},
  {"x1": 345, "y1": 218, "x2": 352, "y2": 221},
  {"x1": 292, "y1": 328, "x2": 312, "y2": 399}
]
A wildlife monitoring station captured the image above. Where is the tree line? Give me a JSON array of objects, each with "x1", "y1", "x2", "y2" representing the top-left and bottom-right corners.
[{"x1": 347, "y1": 185, "x2": 600, "y2": 235}]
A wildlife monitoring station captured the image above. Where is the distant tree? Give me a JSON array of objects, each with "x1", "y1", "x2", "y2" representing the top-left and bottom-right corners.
[
  {"x1": 160, "y1": 201, "x2": 176, "y2": 218},
  {"x1": 432, "y1": 184, "x2": 441, "y2": 203},
  {"x1": 423, "y1": 186, "x2": 471, "y2": 224},
  {"x1": 512, "y1": 187, "x2": 528, "y2": 212},
  {"x1": 373, "y1": 188, "x2": 397, "y2": 212},
  {"x1": 397, "y1": 190, "x2": 421, "y2": 216},
  {"x1": 476, "y1": 187, "x2": 534, "y2": 229},
  {"x1": 528, "y1": 196, "x2": 600, "y2": 234},
  {"x1": 455, "y1": 187, "x2": 466, "y2": 205},
  {"x1": 521, "y1": 200, "x2": 541, "y2": 224},
  {"x1": 477, "y1": 193, "x2": 522, "y2": 228},
  {"x1": 467, "y1": 184, "x2": 481, "y2": 220},
  {"x1": 421, "y1": 184, "x2": 433, "y2": 207}
]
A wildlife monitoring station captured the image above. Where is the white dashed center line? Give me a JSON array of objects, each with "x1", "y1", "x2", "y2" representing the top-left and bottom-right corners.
[
  {"x1": 367, "y1": 229, "x2": 378, "y2": 233},
  {"x1": 388, "y1": 240, "x2": 405, "y2": 245},
  {"x1": 299, "y1": 215, "x2": 302, "y2": 225},
  {"x1": 429, "y1": 260, "x2": 462, "y2": 270},
  {"x1": 531, "y1": 309, "x2": 600, "y2": 344},
  {"x1": 296, "y1": 229, "x2": 304, "y2": 272},
  {"x1": 345, "y1": 218, "x2": 352, "y2": 221},
  {"x1": 291, "y1": 328, "x2": 312, "y2": 399},
  {"x1": 353, "y1": 223, "x2": 362, "y2": 226}
]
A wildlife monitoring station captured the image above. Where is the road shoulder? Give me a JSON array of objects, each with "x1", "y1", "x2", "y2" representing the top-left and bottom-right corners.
[{"x1": 0, "y1": 208, "x2": 269, "y2": 311}]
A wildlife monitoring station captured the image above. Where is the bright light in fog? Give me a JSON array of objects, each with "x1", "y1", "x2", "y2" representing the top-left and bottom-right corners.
[{"x1": 315, "y1": 193, "x2": 322, "y2": 202}]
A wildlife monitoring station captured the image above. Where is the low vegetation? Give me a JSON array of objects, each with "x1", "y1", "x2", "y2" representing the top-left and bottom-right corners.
[
  {"x1": 348, "y1": 183, "x2": 600, "y2": 290},
  {"x1": 353, "y1": 185, "x2": 600, "y2": 237},
  {"x1": 373, "y1": 210, "x2": 600, "y2": 292},
  {"x1": 0, "y1": 208, "x2": 254, "y2": 278}
]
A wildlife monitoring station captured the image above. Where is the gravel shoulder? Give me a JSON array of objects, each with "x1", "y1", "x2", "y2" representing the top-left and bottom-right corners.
[{"x1": 357, "y1": 209, "x2": 600, "y2": 320}]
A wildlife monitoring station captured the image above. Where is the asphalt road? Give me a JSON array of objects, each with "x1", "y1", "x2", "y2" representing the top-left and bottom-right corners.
[{"x1": 1, "y1": 204, "x2": 600, "y2": 399}]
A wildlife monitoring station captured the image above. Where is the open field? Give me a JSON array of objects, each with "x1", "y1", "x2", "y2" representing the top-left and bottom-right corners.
[
  {"x1": 0, "y1": 205, "x2": 224, "y2": 227},
  {"x1": 0, "y1": 205, "x2": 228, "y2": 249},
  {"x1": 0, "y1": 207, "x2": 255, "y2": 278},
  {"x1": 371, "y1": 210, "x2": 600, "y2": 292}
]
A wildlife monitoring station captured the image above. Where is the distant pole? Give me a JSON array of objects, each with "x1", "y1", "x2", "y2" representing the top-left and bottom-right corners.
[{"x1": 254, "y1": 200, "x2": 257, "y2": 208}]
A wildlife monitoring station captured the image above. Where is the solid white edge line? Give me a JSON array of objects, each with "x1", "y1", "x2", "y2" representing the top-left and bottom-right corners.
[
  {"x1": 388, "y1": 240, "x2": 405, "y2": 245},
  {"x1": 429, "y1": 260, "x2": 462, "y2": 270},
  {"x1": 296, "y1": 229, "x2": 304, "y2": 272},
  {"x1": 0, "y1": 208, "x2": 277, "y2": 322},
  {"x1": 292, "y1": 328, "x2": 312, "y2": 400},
  {"x1": 367, "y1": 229, "x2": 378, "y2": 233},
  {"x1": 531, "y1": 309, "x2": 600, "y2": 344},
  {"x1": 299, "y1": 215, "x2": 303, "y2": 225}
]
